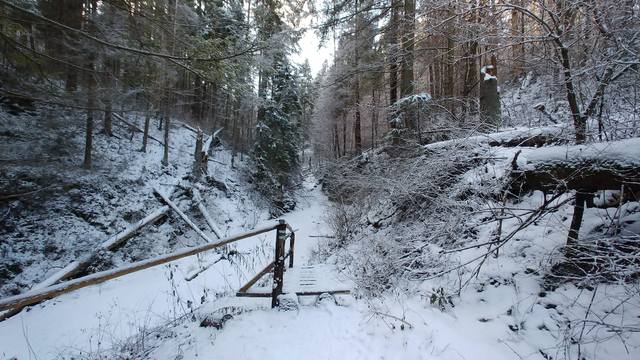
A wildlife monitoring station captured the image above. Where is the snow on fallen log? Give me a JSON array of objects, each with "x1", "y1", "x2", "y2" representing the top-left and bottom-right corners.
[
  {"x1": 102, "y1": 206, "x2": 171, "y2": 249},
  {"x1": 0, "y1": 204, "x2": 173, "y2": 321},
  {"x1": 183, "y1": 188, "x2": 226, "y2": 281},
  {"x1": 34, "y1": 205, "x2": 171, "y2": 290},
  {"x1": 424, "y1": 125, "x2": 571, "y2": 151},
  {"x1": 509, "y1": 137, "x2": 640, "y2": 193},
  {"x1": 154, "y1": 187, "x2": 215, "y2": 244},
  {"x1": 192, "y1": 188, "x2": 223, "y2": 239}
]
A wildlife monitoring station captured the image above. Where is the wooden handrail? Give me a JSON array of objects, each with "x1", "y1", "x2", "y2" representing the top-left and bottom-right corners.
[
  {"x1": 0, "y1": 223, "x2": 280, "y2": 312},
  {"x1": 237, "y1": 252, "x2": 291, "y2": 294}
]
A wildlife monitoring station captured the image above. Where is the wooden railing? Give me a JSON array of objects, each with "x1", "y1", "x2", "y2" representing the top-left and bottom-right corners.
[
  {"x1": 0, "y1": 220, "x2": 296, "y2": 314},
  {"x1": 236, "y1": 222, "x2": 295, "y2": 307}
]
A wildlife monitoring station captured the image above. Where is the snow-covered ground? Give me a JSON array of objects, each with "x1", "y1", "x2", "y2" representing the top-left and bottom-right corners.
[
  {"x1": 2, "y1": 104, "x2": 639, "y2": 360},
  {"x1": 0, "y1": 173, "x2": 350, "y2": 360},
  {"x1": 0, "y1": 166, "x2": 544, "y2": 360},
  {"x1": 0, "y1": 106, "x2": 268, "y2": 300},
  {"x1": 0, "y1": 171, "x2": 540, "y2": 360},
  {"x1": 6, "y1": 168, "x2": 631, "y2": 360},
  {"x1": 0, "y1": 106, "x2": 274, "y2": 358}
]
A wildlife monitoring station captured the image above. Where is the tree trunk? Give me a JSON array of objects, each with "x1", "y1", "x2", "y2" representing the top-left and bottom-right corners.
[
  {"x1": 103, "y1": 97, "x2": 113, "y2": 136},
  {"x1": 387, "y1": 0, "x2": 400, "y2": 106},
  {"x1": 565, "y1": 192, "x2": 588, "y2": 257},
  {"x1": 510, "y1": 0, "x2": 525, "y2": 77},
  {"x1": 83, "y1": 65, "x2": 95, "y2": 169},
  {"x1": 231, "y1": 94, "x2": 240, "y2": 167},
  {"x1": 63, "y1": 0, "x2": 83, "y2": 92},
  {"x1": 141, "y1": 110, "x2": 150, "y2": 152},
  {"x1": 371, "y1": 89, "x2": 377, "y2": 149},
  {"x1": 162, "y1": 104, "x2": 170, "y2": 166},
  {"x1": 559, "y1": 45, "x2": 585, "y2": 144},
  {"x1": 342, "y1": 112, "x2": 347, "y2": 156},
  {"x1": 479, "y1": 70, "x2": 500, "y2": 130},
  {"x1": 444, "y1": 3, "x2": 455, "y2": 108},
  {"x1": 257, "y1": 62, "x2": 268, "y2": 124},
  {"x1": 333, "y1": 122, "x2": 340, "y2": 159},
  {"x1": 193, "y1": 128, "x2": 204, "y2": 178},
  {"x1": 353, "y1": 0, "x2": 362, "y2": 154},
  {"x1": 400, "y1": 0, "x2": 415, "y2": 99}
]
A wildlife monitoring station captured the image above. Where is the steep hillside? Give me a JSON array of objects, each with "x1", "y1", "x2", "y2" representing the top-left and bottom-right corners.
[{"x1": 0, "y1": 105, "x2": 269, "y2": 299}]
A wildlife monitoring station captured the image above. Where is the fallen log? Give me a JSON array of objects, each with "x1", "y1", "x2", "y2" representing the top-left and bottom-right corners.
[
  {"x1": 42, "y1": 205, "x2": 172, "y2": 286},
  {"x1": 0, "y1": 204, "x2": 172, "y2": 321},
  {"x1": 487, "y1": 133, "x2": 567, "y2": 147},
  {"x1": 424, "y1": 125, "x2": 571, "y2": 151},
  {"x1": 154, "y1": 187, "x2": 215, "y2": 244},
  {"x1": 184, "y1": 255, "x2": 225, "y2": 281},
  {"x1": 509, "y1": 138, "x2": 640, "y2": 195},
  {"x1": 0, "y1": 184, "x2": 59, "y2": 202},
  {"x1": 182, "y1": 123, "x2": 200, "y2": 135},
  {"x1": 192, "y1": 188, "x2": 223, "y2": 239},
  {"x1": 183, "y1": 189, "x2": 226, "y2": 281}
]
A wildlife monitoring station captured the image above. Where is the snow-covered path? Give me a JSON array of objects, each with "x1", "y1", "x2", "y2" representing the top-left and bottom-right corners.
[
  {"x1": 0, "y1": 176, "x2": 348, "y2": 360},
  {"x1": 143, "y1": 179, "x2": 529, "y2": 360}
]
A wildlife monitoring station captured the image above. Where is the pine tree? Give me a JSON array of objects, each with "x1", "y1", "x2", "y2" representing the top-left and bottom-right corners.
[{"x1": 251, "y1": 57, "x2": 303, "y2": 215}]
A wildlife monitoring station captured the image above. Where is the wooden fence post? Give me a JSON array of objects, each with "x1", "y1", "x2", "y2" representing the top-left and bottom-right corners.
[
  {"x1": 288, "y1": 231, "x2": 295, "y2": 268},
  {"x1": 271, "y1": 220, "x2": 287, "y2": 308}
]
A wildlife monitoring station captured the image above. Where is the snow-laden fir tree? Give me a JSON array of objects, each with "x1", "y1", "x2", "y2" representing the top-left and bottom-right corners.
[{"x1": 251, "y1": 57, "x2": 304, "y2": 215}]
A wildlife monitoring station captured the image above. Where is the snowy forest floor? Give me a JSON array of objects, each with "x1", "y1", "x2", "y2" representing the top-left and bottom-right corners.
[{"x1": 1, "y1": 169, "x2": 560, "y2": 360}]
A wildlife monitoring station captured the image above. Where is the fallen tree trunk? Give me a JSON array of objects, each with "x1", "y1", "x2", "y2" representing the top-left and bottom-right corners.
[
  {"x1": 154, "y1": 187, "x2": 215, "y2": 244},
  {"x1": 424, "y1": 125, "x2": 571, "y2": 151},
  {"x1": 0, "y1": 203, "x2": 172, "y2": 321},
  {"x1": 192, "y1": 188, "x2": 223, "y2": 239},
  {"x1": 511, "y1": 165, "x2": 640, "y2": 194},
  {"x1": 487, "y1": 133, "x2": 568, "y2": 148},
  {"x1": 36, "y1": 205, "x2": 171, "y2": 288},
  {"x1": 509, "y1": 138, "x2": 640, "y2": 195}
]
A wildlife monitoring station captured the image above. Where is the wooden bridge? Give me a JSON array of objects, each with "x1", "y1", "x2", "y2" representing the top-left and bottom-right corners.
[{"x1": 0, "y1": 219, "x2": 349, "y2": 318}]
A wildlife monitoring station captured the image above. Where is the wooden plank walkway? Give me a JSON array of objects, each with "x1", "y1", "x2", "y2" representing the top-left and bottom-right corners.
[{"x1": 238, "y1": 264, "x2": 351, "y2": 297}]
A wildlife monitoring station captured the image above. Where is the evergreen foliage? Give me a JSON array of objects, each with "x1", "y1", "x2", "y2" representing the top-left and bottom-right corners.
[{"x1": 251, "y1": 57, "x2": 305, "y2": 215}]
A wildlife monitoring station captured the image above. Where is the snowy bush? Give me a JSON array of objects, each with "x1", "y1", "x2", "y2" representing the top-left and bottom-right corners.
[{"x1": 318, "y1": 141, "x2": 496, "y2": 295}]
